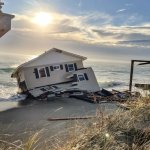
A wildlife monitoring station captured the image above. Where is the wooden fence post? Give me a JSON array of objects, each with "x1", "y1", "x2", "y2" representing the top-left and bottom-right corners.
[{"x1": 129, "y1": 60, "x2": 134, "y2": 92}]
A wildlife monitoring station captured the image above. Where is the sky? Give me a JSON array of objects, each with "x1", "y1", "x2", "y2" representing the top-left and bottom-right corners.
[{"x1": 0, "y1": 0, "x2": 150, "y2": 62}]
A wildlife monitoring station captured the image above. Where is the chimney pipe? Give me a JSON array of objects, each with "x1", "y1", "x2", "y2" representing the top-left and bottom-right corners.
[{"x1": 0, "y1": 0, "x2": 4, "y2": 12}]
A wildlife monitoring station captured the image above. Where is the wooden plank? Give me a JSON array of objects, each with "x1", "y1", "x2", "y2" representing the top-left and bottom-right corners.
[
  {"x1": 135, "y1": 84, "x2": 150, "y2": 90},
  {"x1": 132, "y1": 60, "x2": 150, "y2": 63},
  {"x1": 129, "y1": 59, "x2": 150, "y2": 91},
  {"x1": 47, "y1": 116, "x2": 95, "y2": 121}
]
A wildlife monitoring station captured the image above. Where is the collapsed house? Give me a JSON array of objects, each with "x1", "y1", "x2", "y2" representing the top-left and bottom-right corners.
[
  {"x1": 11, "y1": 49, "x2": 141, "y2": 102},
  {"x1": 0, "y1": 0, "x2": 14, "y2": 37},
  {"x1": 11, "y1": 48, "x2": 100, "y2": 98}
]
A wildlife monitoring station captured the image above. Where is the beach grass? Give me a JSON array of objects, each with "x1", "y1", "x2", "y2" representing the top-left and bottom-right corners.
[{"x1": 56, "y1": 97, "x2": 150, "y2": 150}]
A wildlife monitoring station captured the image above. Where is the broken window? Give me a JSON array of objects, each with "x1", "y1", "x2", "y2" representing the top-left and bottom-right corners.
[
  {"x1": 67, "y1": 64, "x2": 75, "y2": 72},
  {"x1": 19, "y1": 81, "x2": 27, "y2": 91},
  {"x1": 45, "y1": 67, "x2": 50, "y2": 77},
  {"x1": 38, "y1": 68, "x2": 46, "y2": 78},
  {"x1": 53, "y1": 65, "x2": 60, "y2": 70},
  {"x1": 78, "y1": 74, "x2": 85, "y2": 81}
]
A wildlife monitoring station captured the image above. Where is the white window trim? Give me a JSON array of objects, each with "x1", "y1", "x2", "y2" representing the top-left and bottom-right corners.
[
  {"x1": 78, "y1": 73, "x2": 86, "y2": 81},
  {"x1": 67, "y1": 63, "x2": 75, "y2": 72},
  {"x1": 38, "y1": 67, "x2": 47, "y2": 78},
  {"x1": 53, "y1": 65, "x2": 60, "y2": 70}
]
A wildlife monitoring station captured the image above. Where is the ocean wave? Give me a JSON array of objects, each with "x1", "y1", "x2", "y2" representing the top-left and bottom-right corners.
[
  {"x1": 0, "y1": 82, "x2": 17, "y2": 87},
  {"x1": 99, "y1": 81, "x2": 126, "y2": 88},
  {"x1": 0, "y1": 84, "x2": 18, "y2": 99},
  {"x1": 0, "y1": 67, "x2": 15, "y2": 73}
]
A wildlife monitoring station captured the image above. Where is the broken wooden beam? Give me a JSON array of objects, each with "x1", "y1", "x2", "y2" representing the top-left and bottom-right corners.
[
  {"x1": 129, "y1": 59, "x2": 150, "y2": 92},
  {"x1": 129, "y1": 60, "x2": 134, "y2": 92},
  {"x1": 47, "y1": 116, "x2": 95, "y2": 121}
]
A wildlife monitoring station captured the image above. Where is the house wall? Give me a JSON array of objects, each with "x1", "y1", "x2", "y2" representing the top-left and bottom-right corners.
[
  {"x1": 18, "y1": 70, "x2": 25, "y2": 82},
  {"x1": 73, "y1": 67, "x2": 100, "y2": 92},
  {"x1": 16, "y1": 70, "x2": 26, "y2": 93},
  {"x1": 24, "y1": 60, "x2": 84, "y2": 90}
]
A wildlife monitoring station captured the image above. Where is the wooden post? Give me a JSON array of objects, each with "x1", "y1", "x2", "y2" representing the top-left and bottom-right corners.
[{"x1": 129, "y1": 60, "x2": 134, "y2": 92}]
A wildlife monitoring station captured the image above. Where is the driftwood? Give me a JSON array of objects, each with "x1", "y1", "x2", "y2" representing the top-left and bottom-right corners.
[{"x1": 47, "y1": 116, "x2": 95, "y2": 121}]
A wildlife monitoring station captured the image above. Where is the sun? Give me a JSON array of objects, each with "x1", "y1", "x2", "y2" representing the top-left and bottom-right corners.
[{"x1": 33, "y1": 12, "x2": 53, "y2": 26}]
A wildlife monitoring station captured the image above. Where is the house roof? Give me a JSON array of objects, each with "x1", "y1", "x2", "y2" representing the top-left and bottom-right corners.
[
  {"x1": 11, "y1": 48, "x2": 87, "y2": 78},
  {"x1": 0, "y1": 12, "x2": 15, "y2": 18}
]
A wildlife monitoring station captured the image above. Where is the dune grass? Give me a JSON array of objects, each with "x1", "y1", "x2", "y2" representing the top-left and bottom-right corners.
[{"x1": 57, "y1": 97, "x2": 150, "y2": 150}]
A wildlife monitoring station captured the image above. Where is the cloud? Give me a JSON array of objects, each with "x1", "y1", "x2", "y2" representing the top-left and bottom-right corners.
[
  {"x1": 48, "y1": 25, "x2": 80, "y2": 34},
  {"x1": 118, "y1": 39, "x2": 150, "y2": 47},
  {"x1": 92, "y1": 25, "x2": 150, "y2": 47},
  {"x1": 8, "y1": 11, "x2": 150, "y2": 49},
  {"x1": 125, "y1": 3, "x2": 133, "y2": 7},
  {"x1": 92, "y1": 29, "x2": 116, "y2": 37},
  {"x1": 13, "y1": 13, "x2": 31, "y2": 21},
  {"x1": 78, "y1": 0, "x2": 82, "y2": 7},
  {"x1": 116, "y1": 9, "x2": 126, "y2": 13},
  {"x1": 81, "y1": 12, "x2": 113, "y2": 25}
]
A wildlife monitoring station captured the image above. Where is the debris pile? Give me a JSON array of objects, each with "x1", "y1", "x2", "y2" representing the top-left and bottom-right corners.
[
  {"x1": 61, "y1": 88, "x2": 141, "y2": 104},
  {"x1": 20, "y1": 85, "x2": 141, "y2": 104}
]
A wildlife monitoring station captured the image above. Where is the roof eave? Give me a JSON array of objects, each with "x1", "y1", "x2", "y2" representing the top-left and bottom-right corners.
[
  {"x1": 52, "y1": 48, "x2": 87, "y2": 60},
  {"x1": 0, "y1": 12, "x2": 15, "y2": 19},
  {"x1": 11, "y1": 71, "x2": 17, "y2": 78},
  {"x1": 11, "y1": 67, "x2": 22, "y2": 78},
  {"x1": 83, "y1": 57, "x2": 87, "y2": 61}
]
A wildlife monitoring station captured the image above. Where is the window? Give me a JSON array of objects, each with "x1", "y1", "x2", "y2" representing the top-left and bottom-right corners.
[
  {"x1": 78, "y1": 74, "x2": 85, "y2": 81},
  {"x1": 67, "y1": 64, "x2": 75, "y2": 72},
  {"x1": 53, "y1": 65, "x2": 60, "y2": 70},
  {"x1": 38, "y1": 68, "x2": 46, "y2": 78}
]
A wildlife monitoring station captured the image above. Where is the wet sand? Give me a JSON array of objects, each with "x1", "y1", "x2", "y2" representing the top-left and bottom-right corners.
[{"x1": 0, "y1": 97, "x2": 120, "y2": 148}]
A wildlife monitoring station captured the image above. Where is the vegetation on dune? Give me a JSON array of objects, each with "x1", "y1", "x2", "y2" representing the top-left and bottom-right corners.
[
  {"x1": 57, "y1": 98, "x2": 150, "y2": 150},
  {"x1": 0, "y1": 132, "x2": 39, "y2": 150},
  {"x1": 0, "y1": 97, "x2": 149, "y2": 150}
]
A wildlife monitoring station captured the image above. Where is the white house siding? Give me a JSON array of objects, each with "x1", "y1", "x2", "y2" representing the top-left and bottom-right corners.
[
  {"x1": 16, "y1": 70, "x2": 26, "y2": 93},
  {"x1": 18, "y1": 70, "x2": 25, "y2": 82},
  {"x1": 23, "y1": 61, "x2": 84, "y2": 90},
  {"x1": 74, "y1": 68, "x2": 100, "y2": 92},
  {"x1": 24, "y1": 51, "x2": 84, "y2": 68}
]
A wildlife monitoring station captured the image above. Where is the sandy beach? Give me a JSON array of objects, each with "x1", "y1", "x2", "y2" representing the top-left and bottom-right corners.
[{"x1": 0, "y1": 97, "x2": 120, "y2": 148}]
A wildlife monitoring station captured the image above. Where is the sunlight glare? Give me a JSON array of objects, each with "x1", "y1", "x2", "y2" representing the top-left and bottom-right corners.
[{"x1": 33, "y1": 12, "x2": 53, "y2": 26}]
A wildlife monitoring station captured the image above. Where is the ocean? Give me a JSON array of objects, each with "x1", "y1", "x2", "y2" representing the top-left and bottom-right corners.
[{"x1": 0, "y1": 53, "x2": 150, "y2": 100}]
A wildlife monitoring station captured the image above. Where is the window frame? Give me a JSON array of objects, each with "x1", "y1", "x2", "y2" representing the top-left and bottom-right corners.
[
  {"x1": 67, "y1": 63, "x2": 75, "y2": 72},
  {"x1": 53, "y1": 65, "x2": 60, "y2": 71},
  {"x1": 38, "y1": 67, "x2": 47, "y2": 78},
  {"x1": 78, "y1": 74, "x2": 86, "y2": 81}
]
